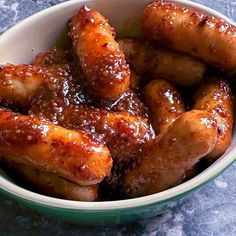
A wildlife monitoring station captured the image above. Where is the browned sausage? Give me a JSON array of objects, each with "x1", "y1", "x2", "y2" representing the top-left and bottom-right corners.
[
  {"x1": 144, "y1": 79, "x2": 185, "y2": 134},
  {"x1": 123, "y1": 110, "x2": 218, "y2": 198},
  {"x1": 118, "y1": 39, "x2": 206, "y2": 86},
  {"x1": 0, "y1": 109, "x2": 112, "y2": 186},
  {"x1": 5, "y1": 162, "x2": 98, "y2": 201},
  {"x1": 142, "y1": 1, "x2": 236, "y2": 69},
  {"x1": 70, "y1": 6, "x2": 130, "y2": 100},
  {"x1": 194, "y1": 79, "x2": 233, "y2": 160}
]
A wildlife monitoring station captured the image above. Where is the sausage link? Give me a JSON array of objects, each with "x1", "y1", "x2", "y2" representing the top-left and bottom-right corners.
[
  {"x1": 70, "y1": 6, "x2": 130, "y2": 100},
  {"x1": 142, "y1": 1, "x2": 236, "y2": 69},
  {"x1": 144, "y1": 79, "x2": 185, "y2": 134},
  {"x1": 118, "y1": 39, "x2": 206, "y2": 86},
  {"x1": 194, "y1": 79, "x2": 233, "y2": 159},
  {"x1": 5, "y1": 162, "x2": 98, "y2": 201},
  {"x1": 123, "y1": 110, "x2": 218, "y2": 198},
  {"x1": 0, "y1": 109, "x2": 112, "y2": 185}
]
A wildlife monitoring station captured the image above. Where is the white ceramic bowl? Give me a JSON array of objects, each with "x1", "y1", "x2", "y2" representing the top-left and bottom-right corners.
[{"x1": 0, "y1": 0, "x2": 235, "y2": 225}]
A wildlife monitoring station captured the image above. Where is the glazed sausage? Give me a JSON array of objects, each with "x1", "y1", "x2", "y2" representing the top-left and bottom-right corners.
[
  {"x1": 0, "y1": 65, "x2": 45, "y2": 108},
  {"x1": 142, "y1": 1, "x2": 236, "y2": 69},
  {"x1": 0, "y1": 109, "x2": 112, "y2": 185},
  {"x1": 5, "y1": 162, "x2": 98, "y2": 201},
  {"x1": 144, "y1": 79, "x2": 185, "y2": 134},
  {"x1": 194, "y1": 79, "x2": 233, "y2": 160},
  {"x1": 123, "y1": 110, "x2": 218, "y2": 197},
  {"x1": 70, "y1": 6, "x2": 130, "y2": 100},
  {"x1": 118, "y1": 39, "x2": 206, "y2": 86}
]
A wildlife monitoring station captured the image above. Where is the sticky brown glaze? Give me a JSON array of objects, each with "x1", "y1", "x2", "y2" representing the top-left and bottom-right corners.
[
  {"x1": 194, "y1": 79, "x2": 233, "y2": 160},
  {"x1": 27, "y1": 65, "x2": 153, "y2": 160},
  {"x1": 34, "y1": 51, "x2": 146, "y2": 117},
  {"x1": 34, "y1": 48, "x2": 73, "y2": 66},
  {"x1": 0, "y1": 63, "x2": 87, "y2": 112},
  {"x1": 144, "y1": 79, "x2": 185, "y2": 134},
  {"x1": 0, "y1": 65, "x2": 45, "y2": 109},
  {"x1": 29, "y1": 64, "x2": 90, "y2": 124},
  {"x1": 59, "y1": 105, "x2": 154, "y2": 160},
  {"x1": 118, "y1": 39, "x2": 206, "y2": 86},
  {"x1": 5, "y1": 162, "x2": 98, "y2": 201},
  {"x1": 142, "y1": 1, "x2": 236, "y2": 69},
  {"x1": 107, "y1": 90, "x2": 148, "y2": 117},
  {"x1": 70, "y1": 6, "x2": 130, "y2": 100},
  {"x1": 0, "y1": 109, "x2": 112, "y2": 185},
  {"x1": 123, "y1": 110, "x2": 219, "y2": 198}
]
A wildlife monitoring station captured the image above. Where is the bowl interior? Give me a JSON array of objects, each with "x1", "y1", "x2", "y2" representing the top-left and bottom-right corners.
[{"x1": 0, "y1": 0, "x2": 236, "y2": 211}]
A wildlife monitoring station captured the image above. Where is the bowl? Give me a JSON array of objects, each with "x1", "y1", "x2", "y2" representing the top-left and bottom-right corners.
[{"x1": 0, "y1": 0, "x2": 236, "y2": 225}]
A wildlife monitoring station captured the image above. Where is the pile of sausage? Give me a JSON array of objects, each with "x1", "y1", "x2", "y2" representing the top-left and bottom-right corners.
[{"x1": 0, "y1": 1, "x2": 234, "y2": 201}]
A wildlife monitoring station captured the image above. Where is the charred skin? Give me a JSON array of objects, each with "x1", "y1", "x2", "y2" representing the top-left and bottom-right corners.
[
  {"x1": 142, "y1": 1, "x2": 236, "y2": 69},
  {"x1": 123, "y1": 110, "x2": 218, "y2": 198},
  {"x1": 118, "y1": 39, "x2": 206, "y2": 86},
  {"x1": 5, "y1": 162, "x2": 98, "y2": 201},
  {"x1": 0, "y1": 109, "x2": 112, "y2": 186},
  {"x1": 194, "y1": 79, "x2": 233, "y2": 159},
  {"x1": 144, "y1": 79, "x2": 185, "y2": 134},
  {"x1": 70, "y1": 6, "x2": 130, "y2": 100}
]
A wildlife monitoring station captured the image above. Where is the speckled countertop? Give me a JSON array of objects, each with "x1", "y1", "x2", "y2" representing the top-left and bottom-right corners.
[{"x1": 0, "y1": 0, "x2": 236, "y2": 235}]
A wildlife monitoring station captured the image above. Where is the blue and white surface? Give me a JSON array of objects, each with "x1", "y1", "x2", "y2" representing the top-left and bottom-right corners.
[{"x1": 0, "y1": 0, "x2": 236, "y2": 235}]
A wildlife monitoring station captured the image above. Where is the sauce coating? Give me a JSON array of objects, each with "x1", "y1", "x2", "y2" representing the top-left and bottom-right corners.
[{"x1": 27, "y1": 64, "x2": 153, "y2": 161}]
